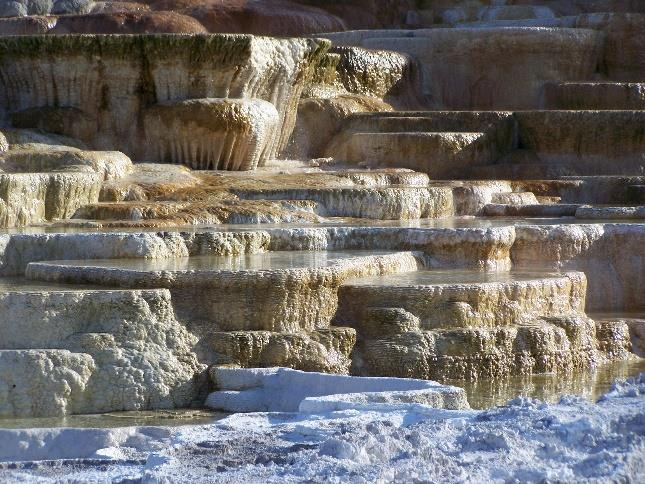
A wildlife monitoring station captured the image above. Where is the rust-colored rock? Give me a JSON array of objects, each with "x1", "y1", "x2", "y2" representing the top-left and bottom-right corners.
[{"x1": 50, "y1": 10, "x2": 207, "y2": 34}]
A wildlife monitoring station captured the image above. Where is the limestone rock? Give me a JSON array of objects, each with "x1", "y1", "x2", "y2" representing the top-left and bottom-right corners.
[
  {"x1": 286, "y1": 95, "x2": 393, "y2": 160},
  {"x1": 512, "y1": 224, "x2": 645, "y2": 311},
  {"x1": 0, "y1": 350, "x2": 95, "y2": 418},
  {"x1": 0, "y1": 14, "x2": 55, "y2": 34},
  {"x1": 324, "y1": 28, "x2": 603, "y2": 110},
  {"x1": 143, "y1": 98, "x2": 279, "y2": 171},
  {"x1": 0, "y1": 34, "x2": 327, "y2": 168},
  {"x1": 0, "y1": 287, "x2": 202, "y2": 416},
  {"x1": 25, "y1": 251, "x2": 421, "y2": 333},
  {"x1": 0, "y1": 172, "x2": 101, "y2": 228},
  {"x1": 542, "y1": 82, "x2": 645, "y2": 110},
  {"x1": 0, "y1": 148, "x2": 133, "y2": 180},
  {"x1": 337, "y1": 271, "x2": 588, "y2": 332},
  {"x1": 323, "y1": 46, "x2": 419, "y2": 105},
  {"x1": 205, "y1": 328, "x2": 355, "y2": 374},
  {"x1": 576, "y1": 13, "x2": 645, "y2": 81}
]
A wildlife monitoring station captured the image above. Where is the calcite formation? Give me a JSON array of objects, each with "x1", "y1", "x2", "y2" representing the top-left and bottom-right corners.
[
  {"x1": 0, "y1": 34, "x2": 327, "y2": 166},
  {"x1": 0, "y1": 285, "x2": 201, "y2": 417},
  {"x1": 142, "y1": 98, "x2": 280, "y2": 171},
  {"x1": 0, "y1": 1, "x2": 643, "y2": 420}
]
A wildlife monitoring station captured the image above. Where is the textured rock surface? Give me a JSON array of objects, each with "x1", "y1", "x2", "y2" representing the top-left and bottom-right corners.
[
  {"x1": 0, "y1": 147, "x2": 133, "y2": 180},
  {"x1": 0, "y1": 34, "x2": 327, "y2": 167},
  {"x1": 337, "y1": 271, "x2": 588, "y2": 332},
  {"x1": 0, "y1": 350, "x2": 94, "y2": 418},
  {"x1": 328, "y1": 110, "x2": 645, "y2": 178},
  {"x1": 0, "y1": 0, "x2": 644, "y2": 430},
  {"x1": 0, "y1": 285, "x2": 201, "y2": 417},
  {"x1": 142, "y1": 98, "x2": 279, "y2": 170},
  {"x1": 337, "y1": 270, "x2": 618, "y2": 380},
  {"x1": 328, "y1": 131, "x2": 494, "y2": 179},
  {"x1": 542, "y1": 82, "x2": 645, "y2": 110},
  {"x1": 25, "y1": 251, "x2": 421, "y2": 332},
  {"x1": 512, "y1": 224, "x2": 645, "y2": 311},
  {"x1": 576, "y1": 13, "x2": 645, "y2": 81},
  {"x1": 0, "y1": 172, "x2": 101, "y2": 228},
  {"x1": 324, "y1": 28, "x2": 603, "y2": 109},
  {"x1": 205, "y1": 328, "x2": 355, "y2": 373}
]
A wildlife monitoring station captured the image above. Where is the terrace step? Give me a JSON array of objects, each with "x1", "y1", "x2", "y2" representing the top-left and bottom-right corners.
[
  {"x1": 337, "y1": 270, "x2": 587, "y2": 332},
  {"x1": 490, "y1": 191, "x2": 539, "y2": 205},
  {"x1": 592, "y1": 313, "x2": 645, "y2": 358},
  {"x1": 327, "y1": 131, "x2": 500, "y2": 179},
  {"x1": 355, "y1": 318, "x2": 599, "y2": 380},
  {"x1": 542, "y1": 82, "x2": 645, "y2": 109},
  {"x1": 469, "y1": 161, "x2": 580, "y2": 179},
  {"x1": 0, "y1": 280, "x2": 201, "y2": 417},
  {"x1": 483, "y1": 203, "x2": 586, "y2": 217},
  {"x1": 25, "y1": 251, "x2": 421, "y2": 333},
  {"x1": 333, "y1": 269, "x2": 626, "y2": 380},
  {"x1": 204, "y1": 327, "x2": 356, "y2": 373}
]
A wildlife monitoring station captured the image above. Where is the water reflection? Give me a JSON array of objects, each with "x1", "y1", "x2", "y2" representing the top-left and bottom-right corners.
[
  {"x1": 0, "y1": 409, "x2": 228, "y2": 430},
  {"x1": 450, "y1": 359, "x2": 645, "y2": 410},
  {"x1": 38, "y1": 250, "x2": 400, "y2": 272},
  {"x1": 1, "y1": 216, "x2": 642, "y2": 235},
  {"x1": 348, "y1": 269, "x2": 565, "y2": 286}
]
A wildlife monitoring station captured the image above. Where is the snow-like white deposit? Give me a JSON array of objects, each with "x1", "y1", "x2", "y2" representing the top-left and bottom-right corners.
[
  {"x1": 206, "y1": 367, "x2": 469, "y2": 412},
  {"x1": 0, "y1": 373, "x2": 644, "y2": 483}
]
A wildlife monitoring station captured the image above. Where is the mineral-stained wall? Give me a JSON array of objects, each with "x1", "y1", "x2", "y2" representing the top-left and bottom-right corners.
[{"x1": 0, "y1": 34, "x2": 329, "y2": 169}]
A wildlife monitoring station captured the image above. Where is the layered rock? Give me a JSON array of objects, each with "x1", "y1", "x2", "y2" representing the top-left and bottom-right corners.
[
  {"x1": 205, "y1": 328, "x2": 355, "y2": 373},
  {"x1": 0, "y1": 128, "x2": 134, "y2": 227},
  {"x1": 323, "y1": 28, "x2": 603, "y2": 109},
  {"x1": 0, "y1": 284, "x2": 202, "y2": 417},
  {"x1": 0, "y1": 172, "x2": 101, "y2": 227},
  {"x1": 0, "y1": 350, "x2": 94, "y2": 418},
  {"x1": 327, "y1": 110, "x2": 645, "y2": 178},
  {"x1": 512, "y1": 224, "x2": 645, "y2": 312},
  {"x1": 142, "y1": 98, "x2": 279, "y2": 170},
  {"x1": 0, "y1": 34, "x2": 328, "y2": 169},
  {"x1": 24, "y1": 251, "x2": 421, "y2": 332},
  {"x1": 542, "y1": 82, "x2": 645, "y2": 109},
  {"x1": 337, "y1": 270, "x2": 625, "y2": 380},
  {"x1": 576, "y1": 13, "x2": 645, "y2": 81}
]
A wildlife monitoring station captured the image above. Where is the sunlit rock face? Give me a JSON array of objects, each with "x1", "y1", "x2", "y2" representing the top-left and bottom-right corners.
[
  {"x1": 142, "y1": 98, "x2": 280, "y2": 170},
  {"x1": 0, "y1": 287, "x2": 202, "y2": 417},
  {"x1": 205, "y1": 328, "x2": 356, "y2": 374},
  {"x1": 285, "y1": 44, "x2": 422, "y2": 160},
  {"x1": 0, "y1": 34, "x2": 327, "y2": 169},
  {"x1": 24, "y1": 251, "x2": 422, "y2": 332},
  {"x1": 337, "y1": 271, "x2": 629, "y2": 380},
  {"x1": 0, "y1": 128, "x2": 132, "y2": 228}
]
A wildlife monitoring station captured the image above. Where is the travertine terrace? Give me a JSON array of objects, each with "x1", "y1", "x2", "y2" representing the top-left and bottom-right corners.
[{"x1": 0, "y1": 0, "x2": 643, "y2": 420}]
